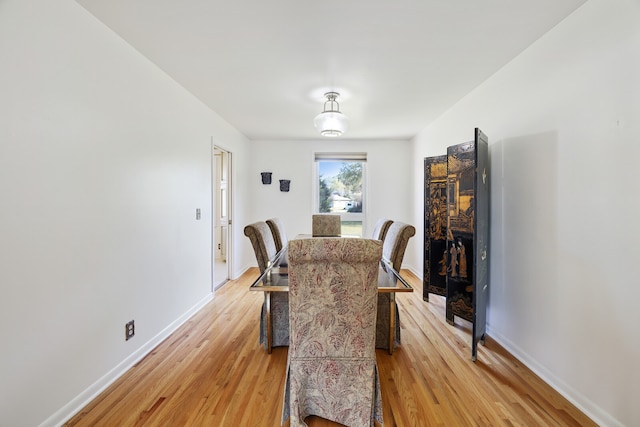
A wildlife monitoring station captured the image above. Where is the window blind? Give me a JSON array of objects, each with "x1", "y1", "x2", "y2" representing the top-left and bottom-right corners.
[{"x1": 314, "y1": 152, "x2": 367, "y2": 161}]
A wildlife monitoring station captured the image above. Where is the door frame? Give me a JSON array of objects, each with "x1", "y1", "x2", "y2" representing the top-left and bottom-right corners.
[{"x1": 212, "y1": 143, "x2": 233, "y2": 290}]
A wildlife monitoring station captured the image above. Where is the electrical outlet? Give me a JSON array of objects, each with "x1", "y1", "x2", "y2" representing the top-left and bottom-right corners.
[{"x1": 125, "y1": 320, "x2": 135, "y2": 341}]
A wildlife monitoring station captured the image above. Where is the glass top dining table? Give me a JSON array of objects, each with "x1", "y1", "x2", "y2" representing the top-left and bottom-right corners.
[{"x1": 249, "y1": 235, "x2": 413, "y2": 354}]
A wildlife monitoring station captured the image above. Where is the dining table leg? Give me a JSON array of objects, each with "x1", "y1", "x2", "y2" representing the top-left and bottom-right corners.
[
  {"x1": 389, "y1": 292, "x2": 396, "y2": 355},
  {"x1": 266, "y1": 292, "x2": 272, "y2": 354}
]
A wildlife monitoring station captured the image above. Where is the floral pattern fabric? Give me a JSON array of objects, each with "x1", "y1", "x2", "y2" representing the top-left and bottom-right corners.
[
  {"x1": 244, "y1": 221, "x2": 278, "y2": 274},
  {"x1": 260, "y1": 282, "x2": 400, "y2": 352},
  {"x1": 282, "y1": 238, "x2": 384, "y2": 427},
  {"x1": 382, "y1": 222, "x2": 416, "y2": 271},
  {"x1": 261, "y1": 290, "x2": 400, "y2": 352},
  {"x1": 376, "y1": 293, "x2": 400, "y2": 350},
  {"x1": 244, "y1": 221, "x2": 290, "y2": 349},
  {"x1": 266, "y1": 217, "x2": 288, "y2": 252},
  {"x1": 260, "y1": 292, "x2": 289, "y2": 349},
  {"x1": 311, "y1": 214, "x2": 342, "y2": 237},
  {"x1": 371, "y1": 218, "x2": 393, "y2": 241}
]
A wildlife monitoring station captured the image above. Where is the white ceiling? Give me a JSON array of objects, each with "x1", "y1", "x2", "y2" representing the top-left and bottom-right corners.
[{"x1": 76, "y1": 0, "x2": 586, "y2": 140}]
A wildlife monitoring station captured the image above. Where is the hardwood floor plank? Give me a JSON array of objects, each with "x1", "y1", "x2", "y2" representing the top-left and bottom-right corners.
[{"x1": 65, "y1": 269, "x2": 596, "y2": 427}]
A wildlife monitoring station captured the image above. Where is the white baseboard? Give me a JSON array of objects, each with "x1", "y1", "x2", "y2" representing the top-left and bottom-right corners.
[
  {"x1": 39, "y1": 293, "x2": 214, "y2": 427},
  {"x1": 486, "y1": 326, "x2": 620, "y2": 427},
  {"x1": 231, "y1": 264, "x2": 252, "y2": 281},
  {"x1": 405, "y1": 269, "x2": 617, "y2": 426},
  {"x1": 404, "y1": 265, "x2": 421, "y2": 280}
]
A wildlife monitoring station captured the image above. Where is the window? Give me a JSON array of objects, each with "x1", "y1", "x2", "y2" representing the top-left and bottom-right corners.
[{"x1": 315, "y1": 153, "x2": 366, "y2": 237}]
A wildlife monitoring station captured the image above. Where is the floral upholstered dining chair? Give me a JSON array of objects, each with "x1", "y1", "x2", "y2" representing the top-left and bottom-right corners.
[
  {"x1": 243, "y1": 221, "x2": 289, "y2": 349},
  {"x1": 282, "y1": 237, "x2": 384, "y2": 427},
  {"x1": 381, "y1": 221, "x2": 416, "y2": 272},
  {"x1": 243, "y1": 221, "x2": 277, "y2": 274},
  {"x1": 266, "y1": 217, "x2": 288, "y2": 253},
  {"x1": 311, "y1": 214, "x2": 342, "y2": 237},
  {"x1": 376, "y1": 221, "x2": 416, "y2": 350},
  {"x1": 371, "y1": 218, "x2": 393, "y2": 242}
]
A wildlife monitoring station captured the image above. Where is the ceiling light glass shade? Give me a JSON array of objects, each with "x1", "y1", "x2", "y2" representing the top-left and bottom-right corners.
[
  {"x1": 313, "y1": 111, "x2": 349, "y2": 137},
  {"x1": 314, "y1": 92, "x2": 349, "y2": 137}
]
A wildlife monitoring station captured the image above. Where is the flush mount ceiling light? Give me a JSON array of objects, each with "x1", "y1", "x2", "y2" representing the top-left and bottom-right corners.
[{"x1": 313, "y1": 92, "x2": 349, "y2": 137}]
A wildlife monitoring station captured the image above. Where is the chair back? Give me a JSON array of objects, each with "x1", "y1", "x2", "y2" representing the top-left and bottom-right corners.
[
  {"x1": 382, "y1": 221, "x2": 416, "y2": 271},
  {"x1": 372, "y1": 218, "x2": 393, "y2": 241},
  {"x1": 243, "y1": 221, "x2": 277, "y2": 273},
  {"x1": 282, "y1": 237, "x2": 383, "y2": 426},
  {"x1": 311, "y1": 214, "x2": 341, "y2": 237},
  {"x1": 266, "y1": 218, "x2": 288, "y2": 252}
]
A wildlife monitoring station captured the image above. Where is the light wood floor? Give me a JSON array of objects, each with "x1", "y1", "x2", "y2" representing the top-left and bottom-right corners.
[{"x1": 65, "y1": 269, "x2": 595, "y2": 427}]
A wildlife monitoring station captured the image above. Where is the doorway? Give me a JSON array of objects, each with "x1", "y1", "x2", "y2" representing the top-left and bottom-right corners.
[{"x1": 213, "y1": 146, "x2": 232, "y2": 289}]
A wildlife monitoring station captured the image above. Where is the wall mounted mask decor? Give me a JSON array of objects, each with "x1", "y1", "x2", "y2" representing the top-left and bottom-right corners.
[
  {"x1": 279, "y1": 179, "x2": 291, "y2": 192},
  {"x1": 261, "y1": 172, "x2": 272, "y2": 184}
]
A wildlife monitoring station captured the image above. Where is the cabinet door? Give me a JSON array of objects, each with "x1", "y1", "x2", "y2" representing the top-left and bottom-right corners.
[{"x1": 423, "y1": 155, "x2": 448, "y2": 301}]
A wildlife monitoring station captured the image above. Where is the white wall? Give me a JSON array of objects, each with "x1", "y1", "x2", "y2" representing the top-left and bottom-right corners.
[
  {"x1": 410, "y1": 0, "x2": 640, "y2": 425},
  {"x1": 0, "y1": 1, "x2": 250, "y2": 426},
  {"x1": 244, "y1": 139, "x2": 415, "y2": 272}
]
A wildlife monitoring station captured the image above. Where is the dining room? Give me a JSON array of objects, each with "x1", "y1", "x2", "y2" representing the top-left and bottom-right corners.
[{"x1": 4, "y1": 0, "x2": 637, "y2": 425}]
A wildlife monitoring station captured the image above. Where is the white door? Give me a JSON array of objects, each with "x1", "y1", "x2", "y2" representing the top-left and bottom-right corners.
[{"x1": 213, "y1": 146, "x2": 232, "y2": 289}]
